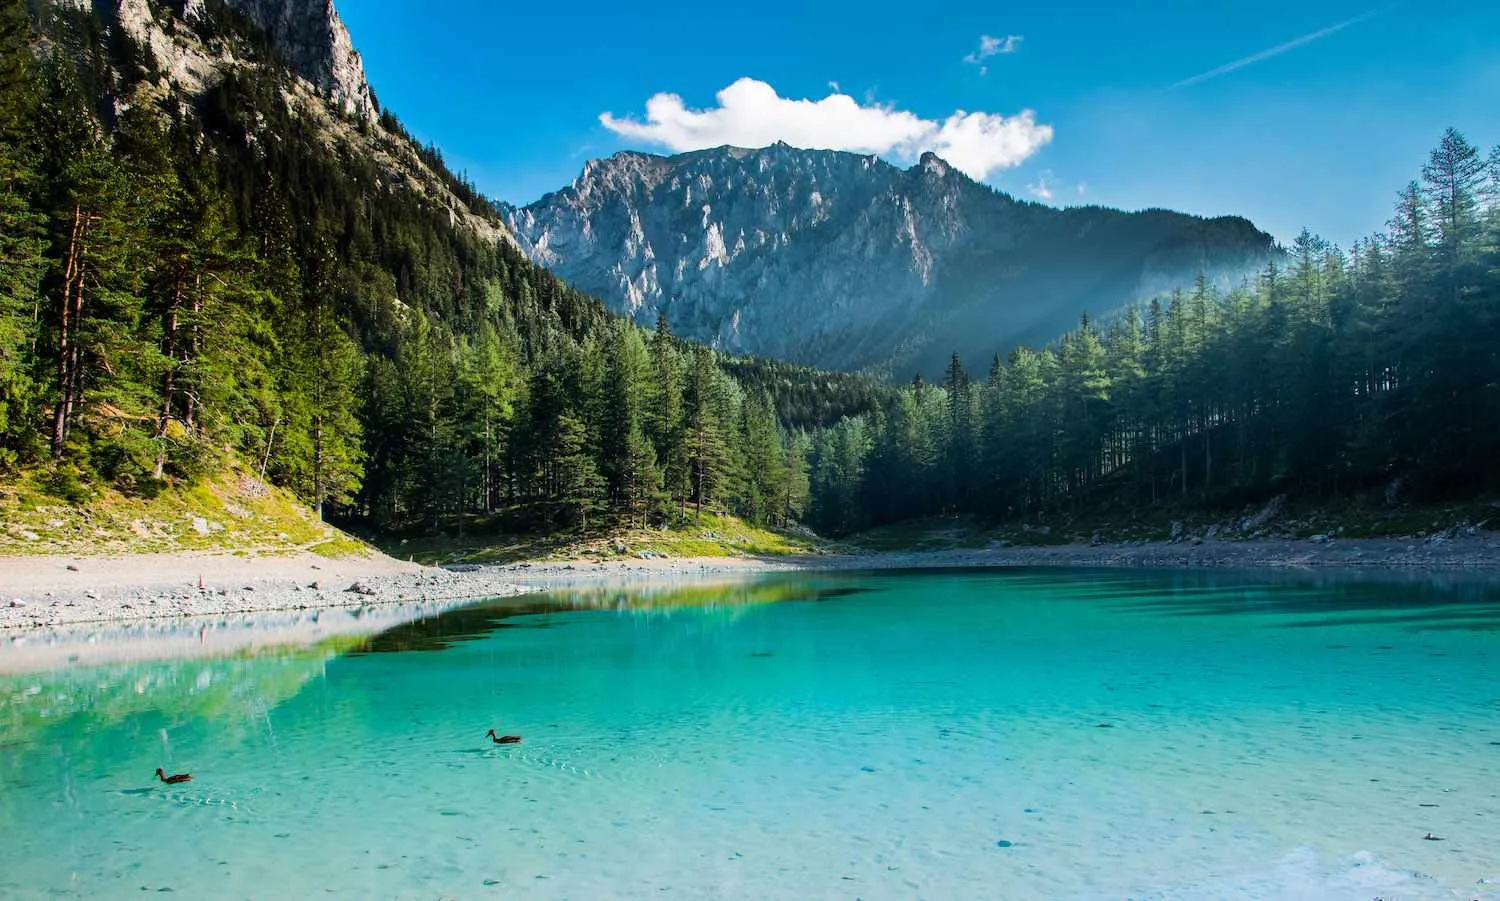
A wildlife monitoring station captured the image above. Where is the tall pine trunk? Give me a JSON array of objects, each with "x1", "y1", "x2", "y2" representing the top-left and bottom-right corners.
[
  {"x1": 184, "y1": 277, "x2": 202, "y2": 431},
  {"x1": 153, "y1": 269, "x2": 184, "y2": 479},
  {"x1": 51, "y1": 206, "x2": 85, "y2": 460},
  {"x1": 313, "y1": 413, "x2": 324, "y2": 521}
]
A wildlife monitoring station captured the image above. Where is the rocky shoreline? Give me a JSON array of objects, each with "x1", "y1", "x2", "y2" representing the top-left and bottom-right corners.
[
  {"x1": 5, "y1": 532, "x2": 1500, "y2": 633},
  {"x1": 0, "y1": 552, "x2": 514, "y2": 631}
]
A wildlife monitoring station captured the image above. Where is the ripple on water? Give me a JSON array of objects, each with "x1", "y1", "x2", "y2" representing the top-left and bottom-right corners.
[{"x1": 1, "y1": 569, "x2": 1498, "y2": 899}]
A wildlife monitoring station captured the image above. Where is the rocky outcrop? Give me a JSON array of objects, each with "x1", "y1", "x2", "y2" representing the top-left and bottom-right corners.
[
  {"x1": 205, "y1": 0, "x2": 375, "y2": 120},
  {"x1": 505, "y1": 143, "x2": 1281, "y2": 376},
  {"x1": 79, "y1": 0, "x2": 375, "y2": 120},
  {"x1": 55, "y1": 0, "x2": 504, "y2": 242}
]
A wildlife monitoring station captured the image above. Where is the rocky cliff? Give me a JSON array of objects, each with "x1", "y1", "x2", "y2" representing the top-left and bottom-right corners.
[
  {"x1": 57, "y1": 0, "x2": 373, "y2": 119},
  {"x1": 54, "y1": 0, "x2": 505, "y2": 243},
  {"x1": 198, "y1": 0, "x2": 375, "y2": 120},
  {"x1": 505, "y1": 143, "x2": 1281, "y2": 376}
]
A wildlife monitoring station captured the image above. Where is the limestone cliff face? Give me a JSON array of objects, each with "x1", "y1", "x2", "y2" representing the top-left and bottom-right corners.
[
  {"x1": 56, "y1": 0, "x2": 506, "y2": 244},
  {"x1": 203, "y1": 0, "x2": 375, "y2": 120},
  {"x1": 506, "y1": 144, "x2": 1282, "y2": 376},
  {"x1": 83, "y1": 0, "x2": 374, "y2": 120}
]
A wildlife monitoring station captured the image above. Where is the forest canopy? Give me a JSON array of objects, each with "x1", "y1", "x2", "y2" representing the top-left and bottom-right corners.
[
  {"x1": 802, "y1": 128, "x2": 1500, "y2": 535},
  {"x1": 2, "y1": 1, "x2": 1496, "y2": 545},
  {"x1": 0, "y1": 0, "x2": 869, "y2": 533}
]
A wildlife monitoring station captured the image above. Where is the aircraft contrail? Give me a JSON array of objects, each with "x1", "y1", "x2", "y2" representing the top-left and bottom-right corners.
[{"x1": 1171, "y1": 5, "x2": 1394, "y2": 89}]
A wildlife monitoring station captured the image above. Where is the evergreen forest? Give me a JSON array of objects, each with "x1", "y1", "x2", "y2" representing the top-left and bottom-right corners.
[
  {"x1": 803, "y1": 128, "x2": 1500, "y2": 535},
  {"x1": 3, "y1": 1, "x2": 1498, "y2": 547},
  {"x1": 0, "y1": 1, "x2": 870, "y2": 538}
]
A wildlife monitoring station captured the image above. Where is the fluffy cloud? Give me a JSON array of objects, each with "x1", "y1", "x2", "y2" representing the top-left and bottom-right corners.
[{"x1": 600, "y1": 78, "x2": 1052, "y2": 181}]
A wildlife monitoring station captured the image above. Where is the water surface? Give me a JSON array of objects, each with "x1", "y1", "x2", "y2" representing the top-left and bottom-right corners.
[{"x1": 2, "y1": 569, "x2": 1498, "y2": 899}]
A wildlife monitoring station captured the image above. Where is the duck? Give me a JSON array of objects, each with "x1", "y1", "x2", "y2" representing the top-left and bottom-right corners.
[
  {"x1": 155, "y1": 768, "x2": 192, "y2": 785},
  {"x1": 486, "y1": 729, "x2": 522, "y2": 745}
]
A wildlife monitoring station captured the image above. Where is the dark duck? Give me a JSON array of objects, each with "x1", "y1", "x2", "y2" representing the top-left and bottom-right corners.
[
  {"x1": 155, "y1": 768, "x2": 192, "y2": 785},
  {"x1": 486, "y1": 729, "x2": 522, "y2": 745}
]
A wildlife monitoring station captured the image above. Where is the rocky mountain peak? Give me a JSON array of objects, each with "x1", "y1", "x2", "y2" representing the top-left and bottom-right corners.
[
  {"x1": 504, "y1": 144, "x2": 1282, "y2": 377},
  {"x1": 57, "y1": 0, "x2": 507, "y2": 246},
  {"x1": 917, "y1": 151, "x2": 952, "y2": 178},
  {"x1": 215, "y1": 0, "x2": 375, "y2": 120},
  {"x1": 89, "y1": 0, "x2": 375, "y2": 120}
]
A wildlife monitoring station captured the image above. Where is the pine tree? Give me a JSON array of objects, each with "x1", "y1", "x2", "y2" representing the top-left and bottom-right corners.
[
  {"x1": 552, "y1": 412, "x2": 605, "y2": 529},
  {"x1": 1057, "y1": 316, "x2": 1110, "y2": 498},
  {"x1": 739, "y1": 390, "x2": 785, "y2": 525},
  {"x1": 941, "y1": 352, "x2": 976, "y2": 511},
  {"x1": 39, "y1": 54, "x2": 163, "y2": 474},
  {"x1": 778, "y1": 431, "x2": 811, "y2": 525},
  {"x1": 600, "y1": 322, "x2": 661, "y2": 524},
  {"x1": 683, "y1": 347, "x2": 732, "y2": 518},
  {"x1": 0, "y1": 0, "x2": 44, "y2": 465},
  {"x1": 1103, "y1": 306, "x2": 1146, "y2": 495},
  {"x1": 276, "y1": 241, "x2": 363, "y2": 518},
  {"x1": 124, "y1": 117, "x2": 270, "y2": 480},
  {"x1": 456, "y1": 319, "x2": 521, "y2": 513},
  {"x1": 647, "y1": 313, "x2": 688, "y2": 517},
  {"x1": 1422, "y1": 128, "x2": 1486, "y2": 264}
]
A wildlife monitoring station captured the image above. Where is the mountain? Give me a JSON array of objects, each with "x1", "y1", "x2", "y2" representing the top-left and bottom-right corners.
[
  {"x1": 96, "y1": 0, "x2": 377, "y2": 120},
  {"x1": 504, "y1": 144, "x2": 1282, "y2": 377},
  {"x1": 1, "y1": 0, "x2": 873, "y2": 537},
  {"x1": 47, "y1": 0, "x2": 505, "y2": 243}
]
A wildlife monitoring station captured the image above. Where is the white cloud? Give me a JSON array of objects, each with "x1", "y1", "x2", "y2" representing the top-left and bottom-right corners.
[
  {"x1": 1076, "y1": 182, "x2": 1088, "y2": 196},
  {"x1": 964, "y1": 34, "x2": 1023, "y2": 69},
  {"x1": 1027, "y1": 172, "x2": 1055, "y2": 202},
  {"x1": 599, "y1": 78, "x2": 1052, "y2": 181}
]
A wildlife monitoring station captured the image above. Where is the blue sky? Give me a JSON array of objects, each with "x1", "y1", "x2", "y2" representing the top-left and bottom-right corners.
[{"x1": 338, "y1": 1, "x2": 1498, "y2": 248}]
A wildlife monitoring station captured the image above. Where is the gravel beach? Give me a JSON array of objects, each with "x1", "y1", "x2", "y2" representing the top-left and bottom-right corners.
[{"x1": 6, "y1": 530, "x2": 1500, "y2": 633}]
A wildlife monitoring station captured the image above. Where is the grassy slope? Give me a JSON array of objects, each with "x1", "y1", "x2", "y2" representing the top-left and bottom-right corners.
[
  {"x1": 0, "y1": 459, "x2": 832, "y2": 564},
  {"x1": 9, "y1": 461, "x2": 1493, "y2": 563},
  {"x1": 0, "y1": 463, "x2": 369, "y2": 558},
  {"x1": 376, "y1": 511, "x2": 838, "y2": 566}
]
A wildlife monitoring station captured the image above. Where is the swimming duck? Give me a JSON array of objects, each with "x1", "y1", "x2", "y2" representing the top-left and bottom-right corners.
[
  {"x1": 155, "y1": 768, "x2": 192, "y2": 785},
  {"x1": 486, "y1": 729, "x2": 522, "y2": 745}
]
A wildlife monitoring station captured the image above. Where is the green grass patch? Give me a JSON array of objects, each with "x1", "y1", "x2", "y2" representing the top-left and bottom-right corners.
[
  {"x1": 0, "y1": 462, "x2": 375, "y2": 559},
  {"x1": 375, "y1": 511, "x2": 835, "y2": 566}
]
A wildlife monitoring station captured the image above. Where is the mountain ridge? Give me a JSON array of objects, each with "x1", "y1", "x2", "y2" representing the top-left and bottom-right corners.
[
  {"x1": 0, "y1": 0, "x2": 873, "y2": 538},
  {"x1": 60, "y1": 0, "x2": 512, "y2": 245},
  {"x1": 504, "y1": 143, "x2": 1281, "y2": 377}
]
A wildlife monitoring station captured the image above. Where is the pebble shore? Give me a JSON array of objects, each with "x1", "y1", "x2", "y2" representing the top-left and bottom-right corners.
[{"x1": 6, "y1": 531, "x2": 1500, "y2": 633}]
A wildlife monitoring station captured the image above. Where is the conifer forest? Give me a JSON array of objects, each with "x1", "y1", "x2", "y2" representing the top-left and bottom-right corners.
[{"x1": 3, "y1": 1, "x2": 1498, "y2": 543}]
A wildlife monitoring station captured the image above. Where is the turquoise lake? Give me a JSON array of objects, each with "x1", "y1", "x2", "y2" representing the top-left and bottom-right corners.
[{"x1": 2, "y1": 568, "x2": 1498, "y2": 899}]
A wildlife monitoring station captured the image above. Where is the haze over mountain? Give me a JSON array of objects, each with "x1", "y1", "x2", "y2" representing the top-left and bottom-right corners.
[{"x1": 503, "y1": 144, "x2": 1281, "y2": 377}]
